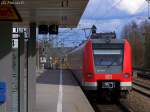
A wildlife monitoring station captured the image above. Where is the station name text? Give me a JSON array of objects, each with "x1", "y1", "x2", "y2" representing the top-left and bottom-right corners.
[{"x1": 1, "y1": 0, "x2": 24, "y2": 5}]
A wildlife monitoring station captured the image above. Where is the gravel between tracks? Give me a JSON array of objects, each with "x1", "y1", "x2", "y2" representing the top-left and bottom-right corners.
[
  {"x1": 121, "y1": 91, "x2": 150, "y2": 112},
  {"x1": 87, "y1": 90, "x2": 150, "y2": 112}
]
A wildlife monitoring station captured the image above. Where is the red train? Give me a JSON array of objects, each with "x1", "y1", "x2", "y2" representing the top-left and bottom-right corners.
[{"x1": 67, "y1": 32, "x2": 132, "y2": 99}]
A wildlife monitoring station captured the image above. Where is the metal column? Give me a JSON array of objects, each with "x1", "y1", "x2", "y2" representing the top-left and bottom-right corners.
[
  {"x1": 18, "y1": 33, "x2": 25, "y2": 112},
  {"x1": 0, "y1": 22, "x2": 12, "y2": 112},
  {"x1": 27, "y1": 23, "x2": 36, "y2": 112}
]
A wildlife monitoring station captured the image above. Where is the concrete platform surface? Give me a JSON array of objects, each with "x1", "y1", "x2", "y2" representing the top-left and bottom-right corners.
[{"x1": 35, "y1": 70, "x2": 95, "y2": 112}]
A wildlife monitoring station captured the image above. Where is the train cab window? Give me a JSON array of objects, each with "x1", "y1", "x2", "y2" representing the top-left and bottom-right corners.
[{"x1": 93, "y1": 50, "x2": 123, "y2": 74}]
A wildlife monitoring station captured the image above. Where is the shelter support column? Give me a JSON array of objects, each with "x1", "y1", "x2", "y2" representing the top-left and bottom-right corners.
[
  {"x1": 0, "y1": 22, "x2": 12, "y2": 112},
  {"x1": 18, "y1": 33, "x2": 25, "y2": 112},
  {"x1": 27, "y1": 23, "x2": 36, "y2": 112}
]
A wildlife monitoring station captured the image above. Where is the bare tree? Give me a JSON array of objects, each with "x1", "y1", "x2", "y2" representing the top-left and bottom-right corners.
[
  {"x1": 121, "y1": 24, "x2": 131, "y2": 39},
  {"x1": 140, "y1": 20, "x2": 150, "y2": 68},
  {"x1": 121, "y1": 21, "x2": 143, "y2": 67}
]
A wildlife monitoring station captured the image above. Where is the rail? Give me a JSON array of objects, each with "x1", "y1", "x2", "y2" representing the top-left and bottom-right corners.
[
  {"x1": 133, "y1": 67, "x2": 150, "y2": 79},
  {"x1": 133, "y1": 81, "x2": 150, "y2": 98}
]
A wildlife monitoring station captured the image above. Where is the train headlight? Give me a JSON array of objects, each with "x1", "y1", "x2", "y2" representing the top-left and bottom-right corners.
[
  {"x1": 87, "y1": 73, "x2": 93, "y2": 78},
  {"x1": 124, "y1": 73, "x2": 130, "y2": 78}
]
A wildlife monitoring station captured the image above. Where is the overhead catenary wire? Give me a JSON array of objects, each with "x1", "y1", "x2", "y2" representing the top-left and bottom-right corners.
[
  {"x1": 39, "y1": 0, "x2": 136, "y2": 47},
  {"x1": 92, "y1": 0, "x2": 149, "y2": 38},
  {"x1": 104, "y1": 0, "x2": 148, "y2": 20},
  {"x1": 92, "y1": 0, "x2": 123, "y2": 30},
  {"x1": 94, "y1": 0, "x2": 123, "y2": 20},
  {"x1": 80, "y1": 0, "x2": 124, "y2": 37}
]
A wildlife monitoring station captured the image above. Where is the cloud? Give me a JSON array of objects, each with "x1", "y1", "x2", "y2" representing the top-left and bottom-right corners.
[
  {"x1": 78, "y1": 19, "x2": 128, "y2": 37},
  {"x1": 115, "y1": 0, "x2": 146, "y2": 14},
  {"x1": 79, "y1": 0, "x2": 148, "y2": 37},
  {"x1": 78, "y1": 16, "x2": 148, "y2": 38},
  {"x1": 82, "y1": 0, "x2": 147, "y2": 20}
]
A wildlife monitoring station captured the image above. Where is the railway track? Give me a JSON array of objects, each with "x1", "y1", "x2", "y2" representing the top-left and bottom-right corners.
[
  {"x1": 133, "y1": 68, "x2": 150, "y2": 79},
  {"x1": 97, "y1": 104, "x2": 123, "y2": 112},
  {"x1": 133, "y1": 68, "x2": 150, "y2": 97},
  {"x1": 88, "y1": 98, "x2": 134, "y2": 112},
  {"x1": 87, "y1": 81, "x2": 150, "y2": 112},
  {"x1": 133, "y1": 81, "x2": 150, "y2": 98},
  {"x1": 91, "y1": 81, "x2": 150, "y2": 112},
  {"x1": 83, "y1": 90, "x2": 134, "y2": 112}
]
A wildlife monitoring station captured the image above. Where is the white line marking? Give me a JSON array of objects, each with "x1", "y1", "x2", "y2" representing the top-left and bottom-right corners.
[{"x1": 57, "y1": 67, "x2": 63, "y2": 112}]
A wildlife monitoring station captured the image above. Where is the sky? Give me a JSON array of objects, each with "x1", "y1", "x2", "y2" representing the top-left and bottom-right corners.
[
  {"x1": 42, "y1": 0, "x2": 149, "y2": 47},
  {"x1": 82, "y1": 0, "x2": 147, "y2": 19},
  {"x1": 79, "y1": 0, "x2": 148, "y2": 35}
]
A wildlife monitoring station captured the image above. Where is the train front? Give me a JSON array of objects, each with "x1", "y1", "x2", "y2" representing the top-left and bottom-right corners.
[{"x1": 83, "y1": 35, "x2": 132, "y2": 98}]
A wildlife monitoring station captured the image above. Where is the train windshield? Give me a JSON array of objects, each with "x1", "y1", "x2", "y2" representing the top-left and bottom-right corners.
[{"x1": 93, "y1": 50, "x2": 123, "y2": 73}]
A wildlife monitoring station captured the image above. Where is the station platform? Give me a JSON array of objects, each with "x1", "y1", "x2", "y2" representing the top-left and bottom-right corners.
[{"x1": 35, "y1": 70, "x2": 95, "y2": 112}]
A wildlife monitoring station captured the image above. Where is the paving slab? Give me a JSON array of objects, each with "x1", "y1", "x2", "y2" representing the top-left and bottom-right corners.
[{"x1": 35, "y1": 70, "x2": 95, "y2": 112}]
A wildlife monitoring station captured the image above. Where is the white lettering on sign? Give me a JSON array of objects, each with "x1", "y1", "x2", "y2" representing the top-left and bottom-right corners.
[
  {"x1": 1, "y1": 0, "x2": 24, "y2": 5},
  {"x1": 0, "y1": 0, "x2": 22, "y2": 21}
]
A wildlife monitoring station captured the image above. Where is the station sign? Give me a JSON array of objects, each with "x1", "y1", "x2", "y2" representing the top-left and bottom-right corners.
[
  {"x1": 12, "y1": 39, "x2": 18, "y2": 48},
  {"x1": 38, "y1": 24, "x2": 59, "y2": 35},
  {"x1": 0, "y1": 0, "x2": 22, "y2": 21},
  {"x1": 49, "y1": 25, "x2": 59, "y2": 35}
]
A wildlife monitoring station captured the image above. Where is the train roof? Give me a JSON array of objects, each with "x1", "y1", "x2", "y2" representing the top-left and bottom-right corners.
[
  {"x1": 91, "y1": 39, "x2": 124, "y2": 44},
  {"x1": 89, "y1": 32, "x2": 124, "y2": 44},
  {"x1": 67, "y1": 38, "x2": 125, "y2": 55},
  {"x1": 90, "y1": 32, "x2": 116, "y2": 39}
]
